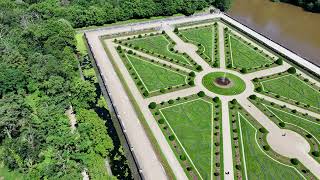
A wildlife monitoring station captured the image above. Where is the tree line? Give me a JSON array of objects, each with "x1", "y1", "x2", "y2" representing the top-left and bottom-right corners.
[
  {"x1": 273, "y1": 0, "x2": 320, "y2": 12},
  {"x1": 27, "y1": 0, "x2": 233, "y2": 28}
]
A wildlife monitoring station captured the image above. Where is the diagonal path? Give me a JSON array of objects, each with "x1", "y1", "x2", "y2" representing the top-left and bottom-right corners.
[
  {"x1": 255, "y1": 93, "x2": 320, "y2": 119},
  {"x1": 244, "y1": 63, "x2": 291, "y2": 80}
]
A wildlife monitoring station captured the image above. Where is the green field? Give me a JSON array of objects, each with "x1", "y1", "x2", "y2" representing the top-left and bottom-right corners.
[
  {"x1": 159, "y1": 99, "x2": 214, "y2": 179},
  {"x1": 260, "y1": 74, "x2": 320, "y2": 109},
  {"x1": 75, "y1": 33, "x2": 87, "y2": 56},
  {"x1": 264, "y1": 105, "x2": 320, "y2": 142},
  {"x1": 126, "y1": 54, "x2": 187, "y2": 92},
  {"x1": 202, "y1": 72, "x2": 246, "y2": 95},
  {"x1": 180, "y1": 26, "x2": 213, "y2": 60},
  {"x1": 125, "y1": 35, "x2": 191, "y2": 65},
  {"x1": 229, "y1": 35, "x2": 273, "y2": 68},
  {"x1": 237, "y1": 113, "x2": 304, "y2": 180}
]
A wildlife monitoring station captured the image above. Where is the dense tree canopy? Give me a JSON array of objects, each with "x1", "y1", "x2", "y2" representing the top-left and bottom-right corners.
[
  {"x1": 276, "y1": 0, "x2": 320, "y2": 12},
  {"x1": 0, "y1": 0, "x2": 233, "y2": 178}
]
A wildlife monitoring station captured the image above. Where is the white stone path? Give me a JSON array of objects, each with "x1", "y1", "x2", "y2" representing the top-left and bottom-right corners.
[{"x1": 86, "y1": 13, "x2": 320, "y2": 180}]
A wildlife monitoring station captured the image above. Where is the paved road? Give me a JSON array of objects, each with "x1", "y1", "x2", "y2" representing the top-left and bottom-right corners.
[{"x1": 86, "y1": 12, "x2": 320, "y2": 180}]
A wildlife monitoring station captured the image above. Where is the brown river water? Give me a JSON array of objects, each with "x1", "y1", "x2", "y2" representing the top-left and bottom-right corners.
[{"x1": 228, "y1": 0, "x2": 320, "y2": 66}]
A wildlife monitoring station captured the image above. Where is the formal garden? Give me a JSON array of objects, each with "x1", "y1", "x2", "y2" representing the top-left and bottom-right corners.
[{"x1": 104, "y1": 19, "x2": 320, "y2": 179}]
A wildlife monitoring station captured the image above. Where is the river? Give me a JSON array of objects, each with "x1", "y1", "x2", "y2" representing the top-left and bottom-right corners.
[{"x1": 228, "y1": 0, "x2": 320, "y2": 66}]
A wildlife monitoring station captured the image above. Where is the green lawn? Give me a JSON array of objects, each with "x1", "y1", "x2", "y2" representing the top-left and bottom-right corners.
[
  {"x1": 75, "y1": 33, "x2": 88, "y2": 56},
  {"x1": 202, "y1": 72, "x2": 246, "y2": 95},
  {"x1": 260, "y1": 74, "x2": 320, "y2": 109},
  {"x1": 264, "y1": 105, "x2": 320, "y2": 141},
  {"x1": 0, "y1": 166, "x2": 23, "y2": 180},
  {"x1": 237, "y1": 114, "x2": 304, "y2": 180},
  {"x1": 126, "y1": 54, "x2": 187, "y2": 92},
  {"x1": 180, "y1": 26, "x2": 213, "y2": 61},
  {"x1": 229, "y1": 35, "x2": 273, "y2": 68},
  {"x1": 160, "y1": 99, "x2": 213, "y2": 179},
  {"x1": 125, "y1": 35, "x2": 191, "y2": 65}
]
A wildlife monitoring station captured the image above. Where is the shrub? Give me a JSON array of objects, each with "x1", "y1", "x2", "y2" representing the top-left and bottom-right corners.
[
  {"x1": 249, "y1": 95, "x2": 257, "y2": 100},
  {"x1": 180, "y1": 154, "x2": 187, "y2": 161},
  {"x1": 143, "y1": 91, "x2": 149, "y2": 97},
  {"x1": 263, "y1": 145, "x2": 270, "y2": 151},
  {"x1": 116, "y1": 46, "x2": 122, "y2": 50},
  {"x1": 213, "y1": 97, "x2": 220, "y2": 102},
  {"x1": 127, "y1": 50, "x2": 133, "y2": 54},
  {"x1": 168, "y1": 99, "x2": 174, "y2": 104},
  {"x1": 160, "y1": 88, "x2": 166, "y2": 93},
  {"x1": 290, "y1": 158, "x2": 299, "y2": 165},
  {"x1": 188, "y1": 80, "x2": 195, "y2": 86},
  {"x1": 196, "y1": 65, "x2": 203, "y2": 71},
  {"x1": 312, "y1": 151, "x2": 320, "y2": 157},
  {"x1": 169, "y1": 135, "x2": 175, "y2": 141},
  {"x1": 230, "y1": 99, "x2": 237, "y2": 104},
  {"x1": 189, "y1": 71, "x2": 196, "y2": 77},
  {"x1": 259, "y1": 127, "x2": 267, "y2": 133},
  {"x1": 148, "y1": 102, "x2": 157, "y2": 109},
  {"x1": 173, "y1": 27, "x2": 179, "y2": 33},
  {"x1": 158, "y1": 119, "x2": 165, "y2": 124},
  {"x1": 306, "y1": 134, "x2": 312, "y2": 138},
  {"x1": 240, "y1": 68, "x2": 247, "y2": 73},
  {"x1": 279, "y1": 122, "x2": 285, "y2": 127},
  {"x1": 197, "y1": 91, "x2": 205, "y2": 97},
  {"x1": 235, "y1": 164, "x2": 241, "y2": 170},
  {"x1": 287, "y1": 67, "x2": 296, "y2": 74},
  {"x1": 253, "y1": 78, "x2": 259, "y2": 82},
  {"x1": 256, "y1": 87, "x2": 263, "y2": 92},
  {"x1": 275, "y1": 58, "x2": 283, "y2": 65},
  {"x1": 162, "y1": 30, "x2": 165, "y2": 34}
]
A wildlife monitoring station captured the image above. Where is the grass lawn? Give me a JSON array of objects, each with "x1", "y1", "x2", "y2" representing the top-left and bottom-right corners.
[
  {"x1": 260, "y1": 74, "x2": 320, "y2": 109},
  {"x1": 0, "y1": 166, "x2": 23, "y2": 180},
  {"x1": 126, "y1": 54, "x2": 187, "y2": 92},
  {"x1": 202, "y1": 72, "x2": 246, "y2": 95},
  {"x1": 159, "y1": 99, "x2": 214, "y2": 179},
  {"x1": 75, "y1": 33, "x2": 88, "y2": 56},
  {"x1": 237, "y1": 114, "x2": 304, "y2": 180},
  {"x1": 180, "y1": 26, "x2": 213, "y2": 61},
  {"x1": 229, "y1": 35, "x2": 273, "y2": 68},
  {"x1": 264, "y1": 105, "x2": 320, "y2": 142},
  {"x1": 125, "y1": 35, "x2": 191, "y2": 65}
]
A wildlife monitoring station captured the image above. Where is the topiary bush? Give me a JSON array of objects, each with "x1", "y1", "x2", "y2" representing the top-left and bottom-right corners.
[
  {"x1": 259, "y1": 127, "x2": 267, "y2": 133},
  {"x1": 189, "y1": 71, "x2": 196, "y2": 77},
  {"x1": 287, "y1": 67, "x2": 296, "y2": 74},
  {"x1": 249, "y1": 95, "x2": 257, "y2": 100},
  {"x1": 275, "y1": 58, "x2": 283, "y2": 65},
  {"x1": 312, "y1": 151, "x2": 320, "y2": 157},
  {"x1": 290, "y1": 158, "x2": 299, "y2": 165},
  {"x1": 279, "y1": 122, "x2": 285, "y2": 127},
  {"x1": 213, "y1": 97, "x2": 220, "y2": 103},
  {"x1": 169, "y1": 135, "x2": 175, "y2": 141},
  {"x1": 148, "y1": 102, "x2": 157, "y2": 109},
  {"x1": 197, "y1": 91, "x2": 205, "y2": 97},
  {"x1": 158, "y1": 118, "x2": 165, "y2": 124},
  {"x1": 179, "y1": 154, "x2": 187, "y2": 161},
  {"x1": 168, "y1": 99, "x2": 174, "y2": 104}
]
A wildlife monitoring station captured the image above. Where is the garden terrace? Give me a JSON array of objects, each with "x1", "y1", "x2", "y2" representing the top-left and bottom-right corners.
[
  {"x1": 250, "y1": 97, "x2": 320, "y2": 163},
  {"x1": 253, "y1": 70, "x2": 320, "y2": 113},
  {"x1": 116, "y1": 50, "x2": 194, "y2": 97},
  {"x1": 149, "y1": 94, "x2": 223, "y2": 179},
  {"x1": 224, "y1": 28, "x2": 280, "y2": 73},
  {"x1": 115, "y1": 32, "x2": 201, "y2": 71},
  {"x1": 229, "y1": 102, "x2": 316, "y2": 179},
  {"x1": 177, "y1": 22, "x2": 220, "y2": 67}
]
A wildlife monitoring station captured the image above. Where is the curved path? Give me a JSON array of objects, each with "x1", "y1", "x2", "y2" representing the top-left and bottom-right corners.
[{"x1": 86, "y1": 12, "x2": 320, "y2": 180}]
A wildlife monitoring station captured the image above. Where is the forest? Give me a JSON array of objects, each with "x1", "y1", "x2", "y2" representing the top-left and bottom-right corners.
[
  {"x1": 275, "y1": 0, "x2": 320, "y2": 12},
  {"x1": 0, "y1": 0, "x2": 231, "y2": 179}
]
